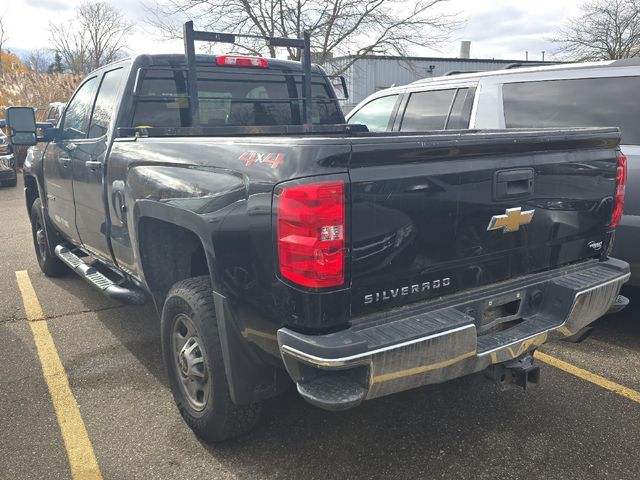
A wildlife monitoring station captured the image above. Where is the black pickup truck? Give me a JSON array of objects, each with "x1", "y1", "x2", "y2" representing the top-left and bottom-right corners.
[{"x1": 6, "y1": 23, "x2": 630, "y2": 442}]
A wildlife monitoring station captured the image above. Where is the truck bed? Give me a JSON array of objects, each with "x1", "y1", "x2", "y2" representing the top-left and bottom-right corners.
[{"x1": 107, "y1": 126, "x2": 621, "y2": 332}]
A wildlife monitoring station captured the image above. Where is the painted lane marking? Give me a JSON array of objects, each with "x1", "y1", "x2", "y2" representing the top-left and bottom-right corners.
[
  {"x1": 15, "y1": 270, "x2": 103, "y2": 480},
  {"x1": 536, "y1": 351, "x2": 640, "y2": 404}
]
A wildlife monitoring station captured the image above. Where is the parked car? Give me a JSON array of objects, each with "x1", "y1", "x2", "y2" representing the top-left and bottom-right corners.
[
  {"x1": 39, "y1": 102, "x2": 65, "y2": 125},
  {"x1": 24, "y1": 103, "x2": 67, "y2": 175},
  {"x1": 0, "y1": 129, "x2": 17, "y2": 187},
  {"x1": 6, "y1": 22, "x2": 629, "y2": 442},
  {"x1": 346, "y1": 58, "x2": 640, "y2": 285}
]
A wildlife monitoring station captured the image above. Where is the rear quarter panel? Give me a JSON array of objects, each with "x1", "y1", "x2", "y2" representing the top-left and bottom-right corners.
[{"x1": 106, "y1": 136, "x2": 353, "y2": 332}]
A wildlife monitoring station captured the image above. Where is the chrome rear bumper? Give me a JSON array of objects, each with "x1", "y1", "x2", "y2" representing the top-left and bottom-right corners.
[{"x1": 278, "y1": 258, "x2": 630, "y2": 410}]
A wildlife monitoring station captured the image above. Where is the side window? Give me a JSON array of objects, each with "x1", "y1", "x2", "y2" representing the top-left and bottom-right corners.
[
  {"x1": 62, "y1": 77, "x2": 98, "y2": 140},
  {"x1": 348, "y1": 95, "x2": 399, "y2": 132},
  {"x1": 88, "y1": 68, "x2": 126, "y2": 139},
  {"x1": 503, "y1": 77, "x2": 640, "y2": 144},
  {"x1": 399, "y1": 88, "x2": 476, "y2": 131},
  {"x1": 400, "y1": 89, "x2": 456, "y2": 131},
  {"x1": 446, "y1": 88, "x2": 476, "y2": 130}
]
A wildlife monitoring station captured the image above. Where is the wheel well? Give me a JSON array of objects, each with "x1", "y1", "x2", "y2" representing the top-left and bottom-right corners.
[
  {"x1": 138, "y1": 217, "x2": 210, "y2": 305},
  {"x1": 24, "y1": 175, "x2": 39, "y2": 214}
]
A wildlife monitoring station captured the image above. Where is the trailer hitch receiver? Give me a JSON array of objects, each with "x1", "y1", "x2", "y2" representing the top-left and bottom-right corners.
[{"x1": 485, "y1": 352, "x2": 540, "y2": 390}]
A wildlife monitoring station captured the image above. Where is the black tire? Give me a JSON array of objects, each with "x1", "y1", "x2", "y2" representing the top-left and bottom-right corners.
[
  {"x1": 30, "y1": 198, "x2": 68, "y2": 277},
  {"x1": 1, "y1": 177, "x2": 17, "y2": 187},
  {"x1": 161, "y1": 276, "x2": 262, "y2": 442}
]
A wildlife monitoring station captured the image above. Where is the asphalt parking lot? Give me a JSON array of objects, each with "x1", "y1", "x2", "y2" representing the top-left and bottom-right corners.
[{"x1": 1, "y1": 177, "x2": 639, "y2": 480}]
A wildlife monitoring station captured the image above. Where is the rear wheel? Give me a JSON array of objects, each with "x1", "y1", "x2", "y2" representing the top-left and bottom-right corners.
[
  {"x1": 161, "y1": 276, "x2": 262, "y2": 442},
  {"x1": 1, "y1": 177, "x2": 17, "y2": 187},
  {"x1": 30, "y1": 198, "x2": 67, "y2": 277}
]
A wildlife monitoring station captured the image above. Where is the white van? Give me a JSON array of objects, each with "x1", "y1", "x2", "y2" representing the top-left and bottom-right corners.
[{"x1": 346, "y1": 59, "x2": 640, "y2": 285}]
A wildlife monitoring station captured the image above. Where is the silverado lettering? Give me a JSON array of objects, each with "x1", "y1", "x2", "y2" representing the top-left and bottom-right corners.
[{"x1": 364, "y1": 278, "x2": 451, "y2": 305}]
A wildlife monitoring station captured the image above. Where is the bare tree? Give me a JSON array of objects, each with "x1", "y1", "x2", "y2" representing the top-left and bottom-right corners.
[
  {"x1": 50, "y1": 1, "x2": 134, "y2": 74},
  {"x1": 49, "y1": 22, "x2": 90, "y2": 74},
  {"x1": 554, "y1": 0, "x2": 640, "y2": 61},
  {"x1": 145, "y1": 0, "x2": 460, "y2": 74},
  {"x1": 26, "y1": 49, "x2": 52, "y2": 73}
]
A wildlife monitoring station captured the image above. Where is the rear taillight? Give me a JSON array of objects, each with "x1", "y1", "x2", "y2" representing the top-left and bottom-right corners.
[
  {"x1": 277, "y1": 181, "x2": 345, "y2": 288},
  {"x1": 611, "y1": 152, "x2": 627, "y2": 229},
  {"x1": 216, "y1": 55, "x2": 269, "y2": 68}
]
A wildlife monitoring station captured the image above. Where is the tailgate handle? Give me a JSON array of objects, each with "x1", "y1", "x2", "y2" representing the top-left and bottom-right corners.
[{"x1": 494, "y1": 168, "x2": 534, "y2": 199}]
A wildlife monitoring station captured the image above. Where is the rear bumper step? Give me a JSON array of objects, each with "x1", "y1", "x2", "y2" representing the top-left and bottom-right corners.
[
  {"x1": 607, "y1": 294, "x2": 629, "y2": 315},
  {"x1": 278, "y1": 258, "x2": 629, "y2": 410},
  {"x1": 55, "y1": 245, "x2": 146, "y2": 305}
]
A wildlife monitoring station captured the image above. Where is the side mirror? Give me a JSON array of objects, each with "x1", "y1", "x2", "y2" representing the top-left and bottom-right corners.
[{"x1": 6, "y1": 107, "x2": 37, "y2": 146}]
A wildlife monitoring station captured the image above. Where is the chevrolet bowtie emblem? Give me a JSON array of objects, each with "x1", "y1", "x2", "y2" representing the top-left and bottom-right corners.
[{"x1": 487, "y1": 207, "x2": 535, "y2": 233}]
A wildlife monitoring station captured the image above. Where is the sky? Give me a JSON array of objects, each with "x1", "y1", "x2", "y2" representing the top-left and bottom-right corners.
[{"x1": 2, "y1": 0, "x2": 583, "y2": 62}]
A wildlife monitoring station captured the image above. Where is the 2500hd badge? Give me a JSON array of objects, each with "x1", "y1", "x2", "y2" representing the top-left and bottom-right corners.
[{"x1": 364, "y1": 278, "x2": 452, "y2": 305}]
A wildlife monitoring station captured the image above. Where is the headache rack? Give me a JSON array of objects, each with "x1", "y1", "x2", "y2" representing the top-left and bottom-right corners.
[
  {"x1": 118, "y1": 21, "x2": 354, "y2": 138},
  {"x1": 184, "y1": 20, "x2": 320, "y2": 128},
  {"x1": 118, "y1": 21, "x2": 350, "y2": 137}
]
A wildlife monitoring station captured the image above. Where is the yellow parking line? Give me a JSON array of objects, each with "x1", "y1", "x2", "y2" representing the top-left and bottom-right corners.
[
  {"x1": 536, "y1": 351, "x2": 640, "y2": 404},
  {"x1": 15, "y1": 271, "x2": 103, "y2": 480}
]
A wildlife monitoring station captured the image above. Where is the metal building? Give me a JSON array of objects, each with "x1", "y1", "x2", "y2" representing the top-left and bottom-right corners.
[{"x1": 326, "y1": 55, "x2": 555, "y2": 111}]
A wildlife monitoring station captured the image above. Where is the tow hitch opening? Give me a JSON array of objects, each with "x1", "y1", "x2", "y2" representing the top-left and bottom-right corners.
[{"x1": 485, "y1": 352, "x2": 540, "y2": 391}]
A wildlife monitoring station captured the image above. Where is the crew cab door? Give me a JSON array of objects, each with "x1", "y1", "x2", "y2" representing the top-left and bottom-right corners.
[
  {"x1": 73, "y1": 66, "x2": 127, "y2": 261},
  {"x1": 43, "y1": 76, "x2": 98, "y2": 240}
]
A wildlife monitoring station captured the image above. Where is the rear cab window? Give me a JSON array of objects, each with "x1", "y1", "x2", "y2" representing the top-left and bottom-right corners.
[
  {"x1": 503, "y1": 77, "x2": 640, "y2": 145},
  {"x1": 132, "y1": 66, "x2": 342, "y2": 128}
]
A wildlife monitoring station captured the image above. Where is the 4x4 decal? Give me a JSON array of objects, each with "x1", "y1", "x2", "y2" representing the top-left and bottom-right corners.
[{"x1": 239, "y1": 151, "x2": 284, "y2": 169}]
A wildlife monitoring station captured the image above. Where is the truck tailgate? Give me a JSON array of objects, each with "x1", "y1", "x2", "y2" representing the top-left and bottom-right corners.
[{"x1": 348, "y1": 128, "x2": 620, "y2": 315}]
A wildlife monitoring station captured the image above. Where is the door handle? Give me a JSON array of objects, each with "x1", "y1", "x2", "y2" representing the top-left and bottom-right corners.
[
  {"x1": 85, "y1": 160, "x2": 102, "y2": 171},
  {"x1": 58, "y1": 157, "x2": 71, "y2": 168}
]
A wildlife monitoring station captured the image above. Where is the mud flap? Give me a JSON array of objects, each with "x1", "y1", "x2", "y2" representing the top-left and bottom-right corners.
[{"x1": 212, "y1": 291, "x2": 289, "y2": 404}]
